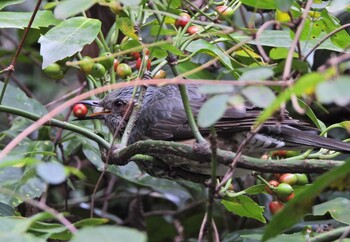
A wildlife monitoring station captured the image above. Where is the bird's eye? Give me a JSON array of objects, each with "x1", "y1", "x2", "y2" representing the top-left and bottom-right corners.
[{"x1": 115, "y1": 101, "x2": 124, "y2": 107}]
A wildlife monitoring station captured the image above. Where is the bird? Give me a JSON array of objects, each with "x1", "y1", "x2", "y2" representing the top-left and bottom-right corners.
[{"x1": 78, "y1": 84, "x2": 350, "y2": 179}]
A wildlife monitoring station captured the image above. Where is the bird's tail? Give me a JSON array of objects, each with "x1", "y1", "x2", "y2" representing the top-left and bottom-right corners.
[{"x1": 282, "y1": 127, "x2": 350, "y2": 153}]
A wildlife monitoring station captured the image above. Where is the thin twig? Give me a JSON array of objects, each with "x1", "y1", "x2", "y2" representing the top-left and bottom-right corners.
[
  {"x1": 282, "y1": 0, "x2": 313, "y2": 82},
  {"x1": 0, "y1": 0, "x2": 43, "y2": 103},
  {"x1": 215, "y1": 125, "x2": 262, "y2": 192}
]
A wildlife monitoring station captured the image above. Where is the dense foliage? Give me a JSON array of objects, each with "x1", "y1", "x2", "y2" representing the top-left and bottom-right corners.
[{"x1": 1, "y1": 0, "x2": 350, "y2": 241}]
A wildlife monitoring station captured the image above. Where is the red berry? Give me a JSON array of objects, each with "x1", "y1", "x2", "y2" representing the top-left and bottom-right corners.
[
  {"x1": 117, "y1": 63, "x2": 132, "y2": 79},
  {"x1": 187, "y1": 25, "x2": 203, "y2": 35},
  {"x1": 136, "y1": 56, "x2": 151, "y2": 70},
  {"x1": 216, "y1": 6, "x2": 234, "y2": 19},
  {"x1": 130, "y1": 48, "x2": 150, "y2": 60},
  {"x1": 278, "y1": 192, "x2": 295, "y2": 202},
  {"x1": 175, "y1": 12, "x2": 191, "y2": 28},
  {"x1": 279, "y1": 173, "x2": 298, "y2": 185},
  {"x1": 265, "y1": 180, "x2": 280, "y2": 195},
  {"x1": 73, "y1": 104, "x2": 88, "y2": 118},
  {"x1": 269, "y1": 200, "x2": 284, "y2": 215}
]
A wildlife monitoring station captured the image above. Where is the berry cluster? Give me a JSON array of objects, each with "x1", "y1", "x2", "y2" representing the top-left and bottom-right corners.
[{"x1": 266, "y1": 173, "x2": 309, "y2": 215}]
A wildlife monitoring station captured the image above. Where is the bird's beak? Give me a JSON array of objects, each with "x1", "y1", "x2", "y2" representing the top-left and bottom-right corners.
[{"x1": 74, "y1": 100, "x2": 111, "y2": 120}]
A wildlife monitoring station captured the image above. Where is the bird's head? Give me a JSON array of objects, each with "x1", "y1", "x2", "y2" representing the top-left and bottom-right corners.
[{"x1": 76, "y1": 87, "x2": 136, "y2": 134}]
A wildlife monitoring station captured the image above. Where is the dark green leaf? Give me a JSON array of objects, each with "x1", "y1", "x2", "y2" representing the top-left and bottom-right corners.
[
  {"x1": 313, "y1": 197, "x2": 350, "y2": 224},
  {"x1": 242, "y1": 86, "x2": 275, "y2": 108},
  {"x1": 221, "y1": 195, "x2": 266, "y2": 223},
  {"x1": 107, "y1": 163, "x2": 194, "y2": 207},
  {"x1": 297, "y1": 100, "x2": 326, "y2": 131},
  {"x1": 316, "y1": 76, "x2": 350, "y2": 106},
  {"x1": 186, "y1": 39, "x2": 234, "y2": 70},
  {"x1": 262, "y1": 158, "x2": 350, "y2": 241},
  {"x1": 150, "y1": 25, "x2": 177, "y2": 36},
  {"x1": 0, "y1": 0, "x2": 25, "y2": 10},
  {"x1": 0, "y1": 165, "x2": 46, "y2": 207},
  {"x1": 36, "y1": 162, "x2": 67, "y2": 185},
  {"x1": 158, "y1": 43, "x2": 184, "y2": 56},
  {"x1": 0, "y1": 11, "x2": 60, "y2": 29},
  {"x1": 39, "y1": 17, "x2": 101, "y2": 68},
  {"x1": 70, "y1": 226, "x2": 147, "y2": 242},
  {"x1": 81, "y1": 137, "x2": 104, "y2": 170},
  {"x1": 197, "y1": 94, "x2": 230, "y2": 128},
  {"x1": 54, "y1": 0, "x2": 98, "y2": 19},
  {"x1": 176, "y1": 61, "x2": 216, "y2": 79}
]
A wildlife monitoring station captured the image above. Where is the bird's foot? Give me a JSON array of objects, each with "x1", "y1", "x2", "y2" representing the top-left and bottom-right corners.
[
  {"x1": 192, "y1": 141, "x2": 211, "y2": 156},
  {"x1": 101, "y1": 144, "x2": 128, "y2": 165}
]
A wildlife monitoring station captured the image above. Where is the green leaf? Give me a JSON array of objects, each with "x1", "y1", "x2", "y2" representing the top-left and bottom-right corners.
[
  {"x1": 0, "y1": 166, "x2": 46, "y2": 207},
  {"x1": 119, "y1": 0, "x2": 141, "y2": 6},
  {"x1": 297, "y1": 100, "x2": 326, "y2": 131},
  {"x1": 239, "y1": 67, "x2": 274, "y2": 81},
  {"x1": 81, "y1": 137, "x2": 104, "y2": 170},
  {"x1": 0, "y1": 11, "x2": 60, "y2": 29},
  {"x1": 185, "y1": 39, "x2": 234, "y2": 70},
  {"x1": 120, "y1": 39, "x2": 141, "y2": 50},
  {"x1": 242, "y1": 86, "x2": 275, "y2": 108},
  {"x1": 221, "y1": 195, "x2": 266, "y2": 223},
  {"x1": 0, "y1": 0, "x2": 25, "y2": 10},
  {"x1": 275, "y1": 0, "x2": 293, "y2": 12},
  {"x1": 269, "y1": 47, "x2": 298, "y2": 60},
  {"x1": 230, "y1": 30, "x2": 345, "y2": 53},
  {"x1": 316, "y1": 76, "x2": 350, "y2": 106},
  {"x1": 255, "y1": 72, "x2": 325, "y2": 126},
  {"x1": 0, "y1": 83, "x2": 47, "y2": 116},
  {"x1": 39, "y1": 17, "x2": 101, "y2": 68},
  {"x1": 243, "y1": 184, "x2": 266, "y2": 195},
  {"x1": 197, "y1": 94, "x2": 230, "y2": 128},
  {"x1": 150, "y1": 25, "x2": 177, "y2": 36},
  {"x1": 176, "y1": 61, "x2": 216, "y2": 79},
  {"x1": 71, "y1": 226, "x2": 147, "y2": 242},
  {"x1": 158, "y1": 43, "x2": 184, "y2": 56},
  {"x1": 0, "y1": 202, "x2": 15, "y2": 216},
  {"x1": 116, "y1": 17, "x2": 138, "y2": 40},
  {"x1": 262, "y1": 158, "x2": 350, "y2": 241},
  {"x1": 313, "y1": 197, "x2": 350, "y2": 224},
  {"x1": 0, "y1": 232, "x2": 45, "y2": 242},
  {"x1": 107, "y1": 163, "x2": 195, "y2": 207},
  {"x1": 54, "y1": 0, "x2": 98, "y2": 19},
  {"x1": 0, "y1": 216, "x2": 32, "y2": 234},
  {"x1": 36, "y1": 162, "x2": 67, "y2": 185},
  {"x1": 239, "y1": 0, "x2": 276, "y2": 9}
]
